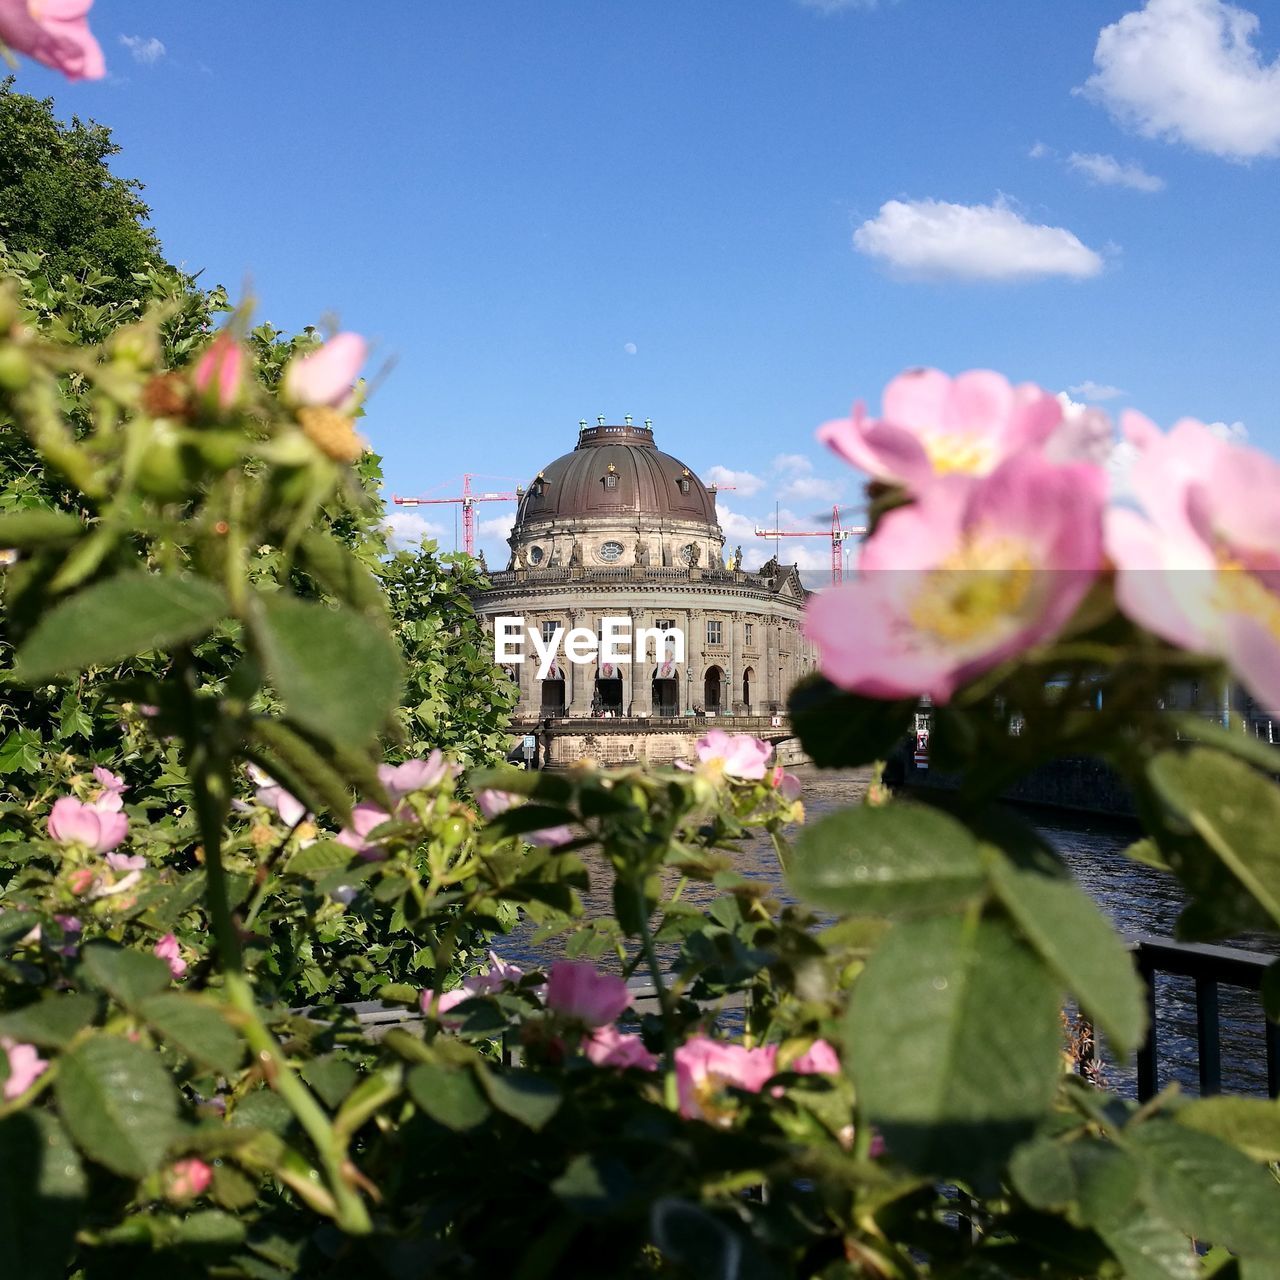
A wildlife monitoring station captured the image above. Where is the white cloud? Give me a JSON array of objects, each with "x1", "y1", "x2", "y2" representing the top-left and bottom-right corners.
[
  {"x1": 779, "y1": 474, "x2": 842, "y2": 505},
  {"x1": 1069, "y1": 379, "x2": 1128, "y2": 401},
  {"x1": 1207, "y1": 419, "x2": 1249, "y2": 441},
  {"x1": 853, "y1": 197, "x2": 1105, "y2": 283},
  {"x1": 1082, "y1": 0, "x2": 1280, "y2": 160},
  {"x1": 796, "y1": 0, "x2": 883, "y2": 12},
  {"x1": 119, "y1": 34, "x2": 166, "y2": 65},
  {"x1": 771, "y1": 453, "x2": 813, "y2": 475},
  {"x1": 1067, "y1": 151, "x2": 1166, "y2": 192},
  {"x1": 383, "y1": 511, "x2": 446, "y2": 549},
  {"x1": 623, "y1": 342, "x2": 637, "y2": 355},
  {"x1": 477, "y1": 512, "x2": 517, "y2": 540},
  {"x1": 705, "y1": 465, "x2": 765, "y2": 496},
  {"x1": 1028, "y1": 141, "x2": 1055, "y2": 160}
]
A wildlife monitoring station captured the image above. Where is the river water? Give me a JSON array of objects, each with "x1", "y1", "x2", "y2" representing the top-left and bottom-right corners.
[{"x1": 506, "y1": 767, "x2": 1277, "y2": 1098}]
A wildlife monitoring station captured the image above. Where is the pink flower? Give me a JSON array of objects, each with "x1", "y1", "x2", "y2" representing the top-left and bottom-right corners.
[
  {"x1": 819, "y1": 368, "x2": 1062, "y2": 492},
  {"x1": 805, "y1": 453, "x2": 1105, "y2": 703},
  {"x1": 164, "y1": 1157, "x2": 213, "y2": 1202},
  {"x1": 770, "y1": 765, "x2": 803, "y2": 801},
  {"x1": 53, "y1": 913, "x2": 82, "y2": 957},
  {"x1": 335, "y1": 801, "x2": 392, "y2": 859},
  {"x1": 90, "y1": 765, "x2": 127, "y2": 812},
  {"x1": 378, "y1": 751, "x2": 458, "y2": 802},
  {"x1": 193, "y1": 331, "x2": 248, "y2": 414},
  {"x1": 674, "y1": 1036, "x2": 778, "y2": 1121},
  {"x1": 1106, "y1": 414, "x2": 1280, "y2": 715},
  {"x1": 544, "y1": 961, "x2": 630, "y2": 1027},
  {"x1": 0, "y1": 0, "x2": 104, "y2": 80},
  {"x1": 105, "y1": 852, "x2": 145, "y2": 872},
  {"x1": 154, "y1": 933, "x2": 187, "y2": 979},
  {"x1": 47, "y1": 795, "x2": 128, "y2": 853},
  {"x1": 248, "y1": 766, "x2": 309, "y2": 828},
  {"x1": 791, "y1": 1039, "x2": 841, "y2": 1075},
  {"x1": 420, "y1": 951, "x2": 528, "y2": 1018},
  {"x1": 1, "y1": 1037, "x2": 48, "y2": 1100},
  {"x1": 475, "y1": 789, "x2": 574, "y2": 847},
  {"x1": 584, "y1": 1025, "x2": 657, "y2": 1070},
  {"x1": 694, "y1": 730, "x2": 773, "y2": 781},
  {"x1": 282, "y1": 332, "x2": 367, "y2": 409}
]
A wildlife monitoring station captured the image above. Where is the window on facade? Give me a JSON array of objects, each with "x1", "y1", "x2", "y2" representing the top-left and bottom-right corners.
[
  {"x1": 604, "y1": 472, "x2": 618, "y2": 490},
  {"x1": 598, "y1": 540, "x2": 624, "y2": 562},
  {"x1": 745, "y1": 623, "x2": 753, "y2": 645},
  {"x1": 679, "y1": 478, "x2": 691, "y2": 494},
  {"x1": 541, "y1": 620, "x2": 561, "y2": 643},
  {"x1": 655, "y1": 618, "x2": 674, "y2": 632},
  {"x1": 706, "y1": 620, "x2": 722, "y2": 646}
]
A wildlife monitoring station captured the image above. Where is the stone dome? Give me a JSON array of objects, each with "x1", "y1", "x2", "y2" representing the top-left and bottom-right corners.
[{"x1": 514, "y1": 421, "x2": 718, "y2": 527}]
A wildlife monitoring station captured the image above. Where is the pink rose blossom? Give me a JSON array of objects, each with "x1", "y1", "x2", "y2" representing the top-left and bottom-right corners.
[
  {"x1": 805, "y1": 453, "x2": 1105, "y2": 704},
  {"x1": 1, "y1": 1037, "x2": 48, "y2": 1100},
  {"x1": 1106, "y1": 413, "x2": 1280, "y2": 715},
  {"x1": 247, "y1": 765, "x2": 309, "y2": 828},
  {"x1": 282, "y1": 332, "x2": 367, "y2": 409},
  {"x1": 193, "y1": 331, "x2": 248, "y2": 415},
  {"x1": 0, "y1": 0, "x2": 104, "y2": 81},
  {"x1": 544, "y1": 961, "x2": 630, "y2": 1027},
  {"x1": 584, "y1": 1024, "x2": 658, "y2": 1070},
  {"x1": 770, "y1": 765, "x2": 803, "y2": 801},
  {"x1": 475, "y1": 789, "x2": 574, "y2": 847},
  {"x1": 164, "y1": 1157, "x2": 213, "y2": 1201},
  {"x1": 90, "y1": 765, "x2": 127, "y2": 812},
  {"x1": 819, "y1": 368, "x2": 1062, "y2": 492},
  {"x1": 47, "y1": 795, "x2": 128, "y2": 853},
  {"x1": 378, "y1": 751, "x2": 459, "y2": 802},
  {"x1": 420, "y1": 951, "x2": 528, "y2": 1018},
  {"x1": 154, "y1": 933, "x2": 187, "y2": 979},
  {"x1": 791, "y1": 1039, "x2": 841, "y2": 1075},
  {"x1": 105, "y1": 852, "x2": 145, "y2": 872},
  {"x1": 674, "y1": 1036, "x2": 778, "y2": 1121},
  {"x1": 694, "y1": 730, "x2": 773, "y2": 781},
  {"x1": 335, "y1": 801, "x2": 392, "y2": 859}
]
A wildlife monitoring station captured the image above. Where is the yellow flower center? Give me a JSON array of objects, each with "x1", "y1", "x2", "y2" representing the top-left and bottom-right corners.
[
  {"x1": 922, "y1": 432, "x2": 997, "y2": 477},
  {"x1": 1213, "y1": 560, "x2": 1280, "y2": 641},
  {"x1": 297, "y1": 406, "x2": 367, "y2": 464},
  {"x1": 908, "y1": 535, "x2": 1036, "y2": 643}
]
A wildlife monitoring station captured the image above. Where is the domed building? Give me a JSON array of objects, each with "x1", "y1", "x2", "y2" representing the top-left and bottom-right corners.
[{"x1": 473, "y1": 417, "x2": 815, "y2": 726}]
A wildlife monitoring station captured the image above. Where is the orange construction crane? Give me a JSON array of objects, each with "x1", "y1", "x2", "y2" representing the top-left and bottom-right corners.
[
  {"x1": 753, "y1": 505, "x2": 866, "y2": 585},
  {"x1": 392, "y1": 474, "x2": 523, "y2": 557}
]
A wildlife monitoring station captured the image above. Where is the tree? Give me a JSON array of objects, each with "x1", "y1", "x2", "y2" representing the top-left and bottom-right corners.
[{"x1": 0, "y1": 78, "x2": 174, "y2": 308}]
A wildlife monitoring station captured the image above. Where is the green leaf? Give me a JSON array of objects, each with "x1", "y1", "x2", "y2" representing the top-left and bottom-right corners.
[
  {"x1": 0, "y1": 728, "x2": 43, "y2": 775},
  {"x1": 300, "y1": 1055, "x2": 358, "y2": 1110},
  {"x1": 13, "y1": 571, "x2": 228, "y2": 682},
  {"x1": 285, "y1": 839, "x2": 354, "y2": 878},
  {"x1": 1175, "y1": 1097, "x2": 1280, "y2": 1163},
  {"x1": 987, "y1": 850, "x2": 1146, "y2": 1056},
  {"x1": 407, "y1": 1062, "x2": 492, "y2": 1131},
  {"x1": 0, "y1": 508, "x2": 84, "y2": 548},
  {"x1": 250, "y1": 591, "x2": 403, "y2": 745},
  {"x1": 0, "y1": 1112, "x2": 87, "y2": 1280},
  {"x1": 0, "y1": 993, "x2": 98, "y2": 1048},
  {"x1": 1127, "y1": 1120, "x2": 1280, "y2": 1259},
  {"x1": 845, "y1": 913, "x2": 1062, "y2": 1181},
  {"x1": 81, "y1": 941, "x2": 171, "y2": 1008},
  {"x1": 789, "y1": 802, "x2": 986, "y2": 917},
  {"x1": 1149, "y1": 748, "x2": 1280, "y2": 928},
  {"x1": 788, "y1": 674, "x2": 915, "y2": 768},
  {"x1": 297, "y1": 529, "x2": 388, "y2": 616},
  {"x1": 477, "y1": 1065, "x2": 561, "y2": 1131},
  {"x1": 55, "y1": 1036, "x2": 182, "y2": 1178},
  {"x1": 138, "y1": 993, "x2": 244, "y2": 1076},
  {"x1": 1167, "y1": 714, "x2": 1280, "y2": 780}
]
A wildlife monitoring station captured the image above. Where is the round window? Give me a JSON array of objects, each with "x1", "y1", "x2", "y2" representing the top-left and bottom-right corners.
[
  {"x1": 528, "y1": 546, "x2": 544, "y2": 565},
  {"x1": 598, "y1": 540, "x2": 624, "y2": 563},
  {"x1": 679, "y1": 543, "x2": 698, "y2": 565}
]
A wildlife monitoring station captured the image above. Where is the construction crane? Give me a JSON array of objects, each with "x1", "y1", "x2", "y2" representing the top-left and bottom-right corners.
[
  {"x1": 753, "y1": 505, "x2": 866, "y2": 586},
  {"x1": 391, "y1": 474, "x2": 523, "y2": 558}
]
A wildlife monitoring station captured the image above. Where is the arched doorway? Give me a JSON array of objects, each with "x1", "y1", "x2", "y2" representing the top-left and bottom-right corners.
[
  {"x1": 703, "y1": 665, "x2": 723, "y2": 714},
  {"x1": 741, "y1": 666, "x2": 753, "y2": 714},
  {"x1": 652, "y1": 661, "x2": 679, "y2": 717},
  {"x1": 595, "y1": 662, "x2": 623, "y2": 716},
  {"x1": 540, "y1": 661, "x2": 566, "y2": 717}
]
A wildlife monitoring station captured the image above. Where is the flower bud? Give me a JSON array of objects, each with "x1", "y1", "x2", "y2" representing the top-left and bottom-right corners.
[
  {"x1": 192, "y1": 332, "x2": 248, "y2": 416},
  {"x1": 0, "y1": 346, "x2": 32, "y2": 391},
  {"x1": 281, "y1": 332, "x2": 366, "y2": 409}
]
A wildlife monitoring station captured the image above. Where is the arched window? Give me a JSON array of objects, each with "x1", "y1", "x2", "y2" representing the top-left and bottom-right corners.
[
  {"x1": 742, "y1": 666, "x2": 754, "y2": 712},
  {"x1": 703, "y1": 665, "x2": 723, "y2": 713}
]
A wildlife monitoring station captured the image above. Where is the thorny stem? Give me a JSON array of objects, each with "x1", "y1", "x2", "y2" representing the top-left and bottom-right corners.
[
  {"x1": 183, "y1": 671, "x2": 372, "y2": 1235},
  {"x1": 634, "y1": 877, "x2": 679, "y2": 1111}
]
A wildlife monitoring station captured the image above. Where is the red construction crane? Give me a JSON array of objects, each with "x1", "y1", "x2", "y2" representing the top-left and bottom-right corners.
[
  {"x1": 753, "y1": 505, "x2": 866, "y2": 585},
  {"x1": 391, "y1": 474, "x2": 523, "y2": 557}
]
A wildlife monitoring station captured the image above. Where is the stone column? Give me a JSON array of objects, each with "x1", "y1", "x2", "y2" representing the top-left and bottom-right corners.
[
  {"x1": 729, "y1": 607, "x2": 741, "y2": 716},
  {"x1": 568, "y1": 609, "x2": 593, "y2": 717},
  {"x1": 630, "y1": 607, "x2": 653, "y2": 716}
]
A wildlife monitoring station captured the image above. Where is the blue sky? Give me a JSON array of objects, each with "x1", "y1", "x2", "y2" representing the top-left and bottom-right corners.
[{"x1": 21, "y1": 0, "x2": 1280, "y2": 573}]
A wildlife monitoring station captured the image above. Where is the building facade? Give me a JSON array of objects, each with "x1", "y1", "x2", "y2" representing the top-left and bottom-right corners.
[{"x1": 473, "y1": 418, "x2": 816, "y2": 720}]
